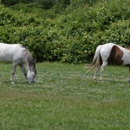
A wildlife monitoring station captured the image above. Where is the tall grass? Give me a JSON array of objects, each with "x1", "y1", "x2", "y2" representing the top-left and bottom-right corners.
[{"x1": 0, "y1": 62, "x2": 129, "y2": 129}]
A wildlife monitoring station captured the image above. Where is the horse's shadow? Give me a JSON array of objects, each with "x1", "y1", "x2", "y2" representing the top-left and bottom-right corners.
[
  {"x1": 92, "y1": 78, "x2": 129, "y2": 84},
  {"x1": 87, "y1": 75, "x2": 129, "y2": 84},
  {"x1": 1, "y1": 80, "x2": 30, "y2": 85},
  {"x1": 102, "y1": 79, "x2": 128, "y2": 83}
]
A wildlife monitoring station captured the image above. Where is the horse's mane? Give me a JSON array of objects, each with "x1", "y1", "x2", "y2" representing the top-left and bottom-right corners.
[{"x1": 25, "y1": 48, "x2": 37, "y2": 74}]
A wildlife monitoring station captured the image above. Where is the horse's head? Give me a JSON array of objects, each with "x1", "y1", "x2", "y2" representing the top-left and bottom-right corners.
[
  {"x1": 27, "y1": 62, "x2": 37, "y2": 84},
  {"x1": 25, "y1": 49, "x2": 37, "y2": 84},
  {"x1": 27, "y1": 70, "x2": 36, "y2": 84}
]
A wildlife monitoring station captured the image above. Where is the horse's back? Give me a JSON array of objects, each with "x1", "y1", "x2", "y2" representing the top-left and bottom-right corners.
[
  {"x1": 100, "y1": 43, "x2": 115, "y2": 61},
  {"x1": 0, "y1": 43, "x2": 25, "y2": 63},
  {"x1": 0, "y1": 43, "x2": 22, "y2": 51},
  {"x1": 100, "y1": 43, "x2": 130, "y2": 65}
]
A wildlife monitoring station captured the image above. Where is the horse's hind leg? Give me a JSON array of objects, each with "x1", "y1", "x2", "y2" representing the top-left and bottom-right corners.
[
  {"x1": 11, "y1": 63, "x2": 17, "y2": 84},
  {"x1": 19, "y1": 65, "x2": 28, "y2": 82},
  {"x1": 93, "y1": 65, "x2": 100, "y2": 80},
  {"x1": 100, "y1": 61, "x2": 108, "y2": 80}
]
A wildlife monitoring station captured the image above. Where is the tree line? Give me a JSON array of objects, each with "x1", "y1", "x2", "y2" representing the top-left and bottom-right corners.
[
  {"x1": 1, "y1": 0, "x2": 101, "y2": 9},
  {"x1": 1, "y1": 0, "x2": 130, "y2": 63}
]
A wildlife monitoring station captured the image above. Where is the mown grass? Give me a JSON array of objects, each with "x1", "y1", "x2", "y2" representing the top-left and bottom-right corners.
[{"x1": 0, "y1": 62, "x2": 129, "y2": 130}]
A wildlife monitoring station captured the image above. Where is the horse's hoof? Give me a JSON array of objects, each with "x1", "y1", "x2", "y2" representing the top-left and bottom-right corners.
[
  {"x1": 93, "y1": 77, "x2": 96, "y2": 80},
  {"x1": 100, "y1": 78, "x2": 102, "y2": 81}
]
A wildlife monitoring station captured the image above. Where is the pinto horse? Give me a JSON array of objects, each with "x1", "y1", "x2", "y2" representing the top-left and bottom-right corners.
[
  {"x1": 87, "y1": 43, "x2": 130, "y2": 81},
  {"x1": 0, "y1": 42, "x2": 37, "y2": 84}
]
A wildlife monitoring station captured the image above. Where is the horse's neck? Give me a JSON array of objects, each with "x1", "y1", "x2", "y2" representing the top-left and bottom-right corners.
[
  {"x1": 25, "y1": 49, "x2": 36, "y2": 75},
  {"x1": 26, "y1": 59, "x2": 33, "y2": 72},
  {"x1": 24, "y1": 51, "x2": 32, "y2": 71}
]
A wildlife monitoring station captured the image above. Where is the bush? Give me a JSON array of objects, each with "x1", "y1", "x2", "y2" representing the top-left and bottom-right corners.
[
  {"x1": 2, "y1": 0, "x2": 34, "y2": 6},
  {"x1": 1, "y1": 0, "x2": 130, "y2": 63}
]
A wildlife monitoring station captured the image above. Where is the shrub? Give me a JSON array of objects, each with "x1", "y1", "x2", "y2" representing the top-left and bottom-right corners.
[{"x1": 1, "y1": 0, "x2": 130, "y2": 63}]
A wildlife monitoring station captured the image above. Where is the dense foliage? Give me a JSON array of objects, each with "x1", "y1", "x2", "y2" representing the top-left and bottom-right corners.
[{"x1": 0, "y1": 0, "x2": 130, "y2": 63}]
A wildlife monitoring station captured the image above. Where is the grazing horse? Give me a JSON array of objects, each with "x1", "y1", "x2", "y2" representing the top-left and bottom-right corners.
[
  {"x1": 0, "y1": 42, "x2": 37, "y2": 84},
  {"x1": 87, "y1": 43, "x2": 130, "y2": 81}
]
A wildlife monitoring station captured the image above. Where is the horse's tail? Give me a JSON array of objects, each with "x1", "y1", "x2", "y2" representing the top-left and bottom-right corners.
[
  {"x1": 91, "y1": 45, "x2": 102, "y2": 67},
  {"x1": 86, "y1": 45, "x2": 102, "y2": 73}
]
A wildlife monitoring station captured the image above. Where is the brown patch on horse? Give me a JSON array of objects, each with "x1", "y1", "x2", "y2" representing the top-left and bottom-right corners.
[
  {"x1": 107, "y1": 45, "x2": 124, "y2": 65},
  {"x1": 126, "y1": 47, "x2": 130, "y2": 50}
]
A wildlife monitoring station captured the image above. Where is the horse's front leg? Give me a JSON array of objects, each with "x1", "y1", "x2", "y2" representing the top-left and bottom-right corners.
[
  {"x1": 10, "y1": 63, "x2": 17, "y2": 84},
  {"x1": 19, "y1": 65, "x2": 28, "y2": 82}
]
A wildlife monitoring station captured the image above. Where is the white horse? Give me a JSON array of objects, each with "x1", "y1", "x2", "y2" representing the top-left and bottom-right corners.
[
  {"x1": 87, "y1": 43, "x2": 130, "y2": 81},
  {"x1": 0, "y1": 42, "x2": 37, "y2": 84}
]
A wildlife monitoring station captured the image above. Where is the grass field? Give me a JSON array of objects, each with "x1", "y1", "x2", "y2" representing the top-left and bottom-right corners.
[{"x1": 0, "y1": 62, "x2": 129, "y2": 130}]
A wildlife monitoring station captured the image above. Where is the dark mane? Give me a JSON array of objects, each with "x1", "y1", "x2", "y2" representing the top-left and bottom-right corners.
[{"x1": 25, "y1": 49, "x2": 37, "y2": 75}]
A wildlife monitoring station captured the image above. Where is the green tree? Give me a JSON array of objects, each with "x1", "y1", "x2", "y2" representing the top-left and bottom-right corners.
[{"x1": 1, "y1": 0, "x2": 34, "y2": 6}]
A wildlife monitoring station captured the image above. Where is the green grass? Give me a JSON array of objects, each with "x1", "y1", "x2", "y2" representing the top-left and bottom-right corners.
[{"x1": 0, "y1": 62, "x2": 129, "y2": 130}]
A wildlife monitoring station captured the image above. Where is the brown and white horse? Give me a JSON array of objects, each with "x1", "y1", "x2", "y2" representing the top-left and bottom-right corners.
[{"x1": 87, "y1": 43, "x2": 130, "y2": 81}]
